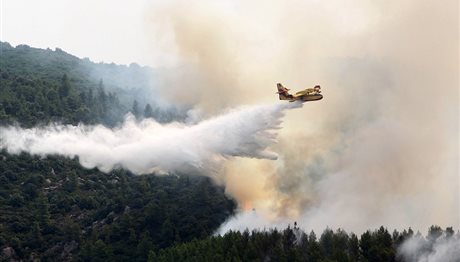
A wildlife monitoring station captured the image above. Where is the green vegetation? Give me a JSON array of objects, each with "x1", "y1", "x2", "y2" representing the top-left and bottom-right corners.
[
  {"x1": 0, "y1": 151, "x2": 235, "y2": 261},
  {"x1": 0, "y1": 42, "x2": 185, "y2": 127},
  {"x1": 0, "y1": 42, "x2": 235, "y2": 260},
  {"x1": 0, "y1": 42, "x2": 125, "y2": 126},
  {"x1": 152, "y1": 225, "x2": 457, "y2": 262}
]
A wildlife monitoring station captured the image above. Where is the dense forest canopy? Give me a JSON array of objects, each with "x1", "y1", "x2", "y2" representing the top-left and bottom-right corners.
[{"x1": 0, "y1": 151, "x2": 235, "y2": 261}]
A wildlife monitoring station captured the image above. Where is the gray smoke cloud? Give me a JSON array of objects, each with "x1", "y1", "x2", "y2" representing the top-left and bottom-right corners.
[
  {"x1": 143, "y1": 0, "x2": 459, "y2": 235},
  {"x1": 0, "y1": 102, "x2": 301, "y2": 175},
  {"x1": 398, "y1": 233, "x2": 460, "y2": 262}
]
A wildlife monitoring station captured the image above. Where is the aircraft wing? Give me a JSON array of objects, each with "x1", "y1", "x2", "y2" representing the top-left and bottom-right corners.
[{"x1": 294, "y1": 90, "x2": 309, "y2": 96}]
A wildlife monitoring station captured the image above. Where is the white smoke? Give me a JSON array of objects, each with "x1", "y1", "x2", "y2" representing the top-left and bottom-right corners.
[
  {"x1": 146, "y1": 0, "x2": 458, "y2": 235},
  {"x1": 398, "y1": 234, "x2": 460, "y2": 262},
  {"x1": 0, "y1": 102, "x2": 301, "y2": 175},
  {"x1": 217, "y1": 210, "x2": 289, "y2": 234}
]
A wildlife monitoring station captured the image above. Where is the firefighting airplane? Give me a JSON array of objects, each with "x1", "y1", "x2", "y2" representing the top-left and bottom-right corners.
[{"x1": 276, "y1": 83, "x2": 323, "y2": 102}]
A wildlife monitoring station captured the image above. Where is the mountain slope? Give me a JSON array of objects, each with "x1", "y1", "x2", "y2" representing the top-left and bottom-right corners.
[{"x1": 0, "y1": 42, "x2": 236, "y2": 261}]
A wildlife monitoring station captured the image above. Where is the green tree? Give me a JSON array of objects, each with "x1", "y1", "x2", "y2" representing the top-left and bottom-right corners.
[
  {"x1": 320, "y1": 228, "x2": 334, "y2": 257},
  {"x1": 29, "y1": 222, "x2": 43, "y2": 249},
  {"x1": 92, "y1": 239, "x2": 113, "y2": 262},
  {"x1": 64, "y1": 171, "x2": 78, "y2": 192},
  {"x1": 37, "y1": 194, "x2": 51, "y2": 228},
  {"x1": 87, "y1": 88, "x2": 94, "y2": 105},
  {"x1": 348, "y1": 233, "x2": 360, "y2": 261},
  {"x1": 360, "y1": 230, "x2": 372, "y2": 260},
  {"x1": 46, "y1": 89, "x2": 61, "y2": 115},
  {"x1": 96, "y1": 79, "x2": 107, "y2": 117},
  {"x1": 144, "y1": 103, "x2": 153, "y2": 118},
  {"x1": 59, "y1": 73, "x2": 71, "y2": 98},
  {"x1": 132, "y1": 100, "x2": 140, "y2": 117},
  {"x1": 307, "y1": 231, "x2": 321, "y2": 261},
  {"x1": 137, "y1": 232, "x2": 154, "y2": 260}
]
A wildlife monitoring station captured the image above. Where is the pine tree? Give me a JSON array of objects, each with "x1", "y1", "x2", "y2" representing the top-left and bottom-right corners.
[
  {"x1": 87, "y1": 88, "x2": 94, "y2": 105},
  {"x1": 144, "y1": 103, "x2": 153, "y2": 118},
  {"x1": 132, "y1": 100, "x2": 140, "y2": 118},
  {"x1": 64, "y1": 171, "x2": 78, "y2": 192},
  {"x1": 97, "y1": 79, "x2": 107, "y2": 117},
  {"x1": 37, "y1": 194, "x2": 51, "y2": 228},
  {"x1": 92, "y1": 239, "x2": 113, "y2": 261},
  {"x1": 59, "y1": 73, "x2": 71, "y2": 98},
  {"x1": 307, "y1": 231, "x2": 321, "y2": 261},
  {"x1": 348, "y1": 233, "x2": 360, "y2": 261},
  {"x1": 31, "y1": 222, "x2": 43, "y2": 248}
]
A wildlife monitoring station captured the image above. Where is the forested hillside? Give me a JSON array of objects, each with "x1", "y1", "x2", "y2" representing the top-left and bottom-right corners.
[
  {"x1": 0, "y1": 43, "x2": 235, "y2": 261},
  {"x1": 0, "y1": 42, "x2": 184, "y2": 127},
  {"x1": 0, "y1": 152, "x2": 235, "y2": 261}
]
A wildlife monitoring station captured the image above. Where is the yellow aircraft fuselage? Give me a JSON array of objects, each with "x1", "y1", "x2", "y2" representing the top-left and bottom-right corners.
[{"x1": 276, "y1": 83, "x2": 323, "y2": 102}]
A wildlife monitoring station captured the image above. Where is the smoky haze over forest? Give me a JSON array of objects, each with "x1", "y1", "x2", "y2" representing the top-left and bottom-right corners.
[
  {"x1": 144, "y1": 0, "x2": 460, "y2": 235},
  {"x1": 1, "y1": 0, "x2": 459, "y2": 238}
]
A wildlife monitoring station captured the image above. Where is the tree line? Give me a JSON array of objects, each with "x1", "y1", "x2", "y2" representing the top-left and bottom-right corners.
[{"x1": 151, "y1": 224, "x2": 457, "y2": 262}]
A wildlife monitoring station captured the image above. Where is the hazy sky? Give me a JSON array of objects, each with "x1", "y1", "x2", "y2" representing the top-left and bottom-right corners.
[
  {"x1": 1, "y1": 0, "x2": 378, "y2": 68},
  {"x1": 1, "y1": 0, "x2": 154, "y2": 65}
]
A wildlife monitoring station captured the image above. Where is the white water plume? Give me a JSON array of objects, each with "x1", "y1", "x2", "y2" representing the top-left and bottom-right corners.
[{"x1": 0, "y1": 102, "x2": 301, "y2": 175}]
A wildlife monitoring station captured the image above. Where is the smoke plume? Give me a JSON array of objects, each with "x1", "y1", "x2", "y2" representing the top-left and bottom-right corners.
[
  {"x1": 398, "y1": 233, "x2": 460, "y2": 262},
  {"x1": 143, "y1": 0, "x2": 459, "y2": 234}
]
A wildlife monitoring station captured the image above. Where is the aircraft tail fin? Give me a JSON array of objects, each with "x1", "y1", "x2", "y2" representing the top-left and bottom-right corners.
[{"x1": 276, "y1": 83, "x2": 291, "y2": 100}]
